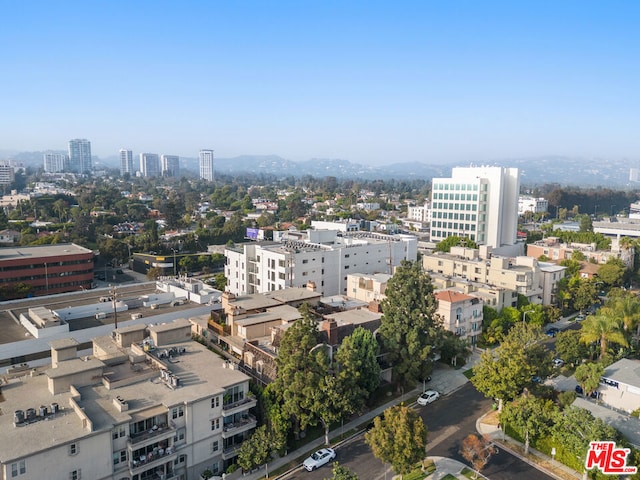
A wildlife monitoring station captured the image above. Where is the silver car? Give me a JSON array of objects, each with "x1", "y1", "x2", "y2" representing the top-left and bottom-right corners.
[{"x1": 303, "y1": 448, "x2": 336, "y2": 471}]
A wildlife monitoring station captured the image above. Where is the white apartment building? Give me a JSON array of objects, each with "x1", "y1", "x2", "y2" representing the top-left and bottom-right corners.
[
  {"x1": 518, "y1": 196, "x2": 549, "y2": 215},
  {"x1": 0, "y1": 320, "x2": 255, "y2": 480},
  {"x1": 119, "y1": 149, "x2": 134, "y2": 176},
  {"x1": 68, "y1": 139, "x2": 92, "y2": 174},
  {"x1": 43, "y1": 152, "x2": 67, "y2": 173},
  {"x1": 407, "y1": 202, "x2": 431, "y2": 223},
  {"x1": 161, "y1": 155, "x2": 180, "y2": 178},
  {"x1": 0, "y1": 163, "x2": 16, "y2": 185},
  {"x1": 434, "y1": 290, "x2": 483, "y2": 346},
  {"x1": 225, "y1": 231, "x2": 417, "y2": 296},
  {"x1": 139, "y1": 153, "x2": 160, "y2": 178},
  {"x1": 423, "y1": 246, "x2": 565, "y2": 306},
  {"x1": 430, "y1": 166, "x2": 520, "y2": 248},
  {"x1": 199, "y1": 150, "x2": 214, "y2": 181}
]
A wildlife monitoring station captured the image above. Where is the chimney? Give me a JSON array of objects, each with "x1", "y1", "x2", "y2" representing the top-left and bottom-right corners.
[
  {"x1": 368, "y1": 301, "x2": 382, "y2": 313},
  {"x1": 306, "y1": 281, "x2": 316, "y2": 292},
  {"x1": 321, "y1": 319, "x2": 339, "y2": 346}
]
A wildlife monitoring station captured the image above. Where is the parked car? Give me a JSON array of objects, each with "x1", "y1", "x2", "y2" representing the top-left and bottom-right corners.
[
  {"x1": 575, "y1": 385, "x2": 599, "y2": 399},
  {"x1": 553, "y1": 358, "x2": 565, "y2": 368},
  {"x1": 532, "y1": 375, "x2": 543, "y2": 384},
  {"x1": 546, "y1": 327, "x2": 560, "y2": 337},
  {"x1": 417, "y1": 390, "x2": 440, "y2": 406},
  {"x1": 576, "y1": 314, "x2": 586, "y2": 322},
  {"x1": 303, "y1": 448, "x2": 336, "y2": 471},
  {"x1": 116, "y1": 269, "x2": 124, "y2": 274}
]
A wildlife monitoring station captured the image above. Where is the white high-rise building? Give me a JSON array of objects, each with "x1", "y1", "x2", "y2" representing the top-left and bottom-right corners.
[
  {"x1": 161, "y1": 155, "x2": 180, "y2": 177},
  {"x1": 68, "y1": 139, "x2": 92, "y2": 174},
  {"x1": 0, "y1": 162, "x2": 15, "y2": 185},
  {"x1": 225, "y1": 230, "x2": 417, "y2": 296},
  {"x1": 139, "y1": 153, "x2": 160, "y2": 178},
  {"x1": 43, "y1": 152, "x2": 66, "y2": 173},
  {"x1": 199, "y1": 149, "x2": 214, "y2": 181},
  {"x1": 119, "y1": 149, "x2": 134, "y2": 176},
  {"x1": 430, "y1": 166, "x2": 520, "y2": 249}
]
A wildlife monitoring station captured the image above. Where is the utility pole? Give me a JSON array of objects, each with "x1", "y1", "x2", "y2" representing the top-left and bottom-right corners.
[{"x1": 110, "y1": 285, "x2": 118, "y2": 330}]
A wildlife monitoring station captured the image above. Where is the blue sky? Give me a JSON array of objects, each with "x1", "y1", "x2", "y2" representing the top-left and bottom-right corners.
[{"x1": 1, "y1": 1, "x2": 639, "y2": 165}]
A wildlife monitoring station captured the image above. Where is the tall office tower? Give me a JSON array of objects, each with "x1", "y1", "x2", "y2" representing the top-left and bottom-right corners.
[
  {"x1": 430, "y1": 166, "x2": 520, "y2": 248},
  {"x1": 0, "y1": 162, "x2": 14, "y2": 185},
  {"x1": 199, "y1": 149, "x2": 214, "y2": 181},
  {"x1": 119, "y1": 149, "x2": 134, "y2": 176},
  {"x1": 161, "y1": 155, "x2": 180, "y2": 177},
  {"x1": 43, "y1": 152, "x2": 66, "y2": 173},
  {"x1": 68, "y1": 139, "x2": 92, "y2": 174},
  {"x1": 139, "y1": 153, "x2": 160, "y2": 177}
]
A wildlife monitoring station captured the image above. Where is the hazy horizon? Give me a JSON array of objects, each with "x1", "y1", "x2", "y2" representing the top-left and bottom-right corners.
[{"x1": 2, "y1": 1, "x2": 639, "y2": 166}]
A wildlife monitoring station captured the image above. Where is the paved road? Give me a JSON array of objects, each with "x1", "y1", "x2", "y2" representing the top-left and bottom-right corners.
[{"x1": 285, "y1": 384, "x2": 552, "y2": 480}]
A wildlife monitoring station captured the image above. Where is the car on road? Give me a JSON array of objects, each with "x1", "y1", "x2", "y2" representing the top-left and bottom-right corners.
[
  {"x1": 417, "y1": 390, "x2": 440, "y2": 405},
  {"x1": 576, "y1": 314, "x2": 586, "y2": 322},
  {"x1": 553, "y1": 358, "x2": 565, "y2": 368},
  {"x1": 545, "y1": 327, "x2": 560, "y2": 337},
  {"x1": 303, "y1": 448, "x2": 336, "y2": 471}
]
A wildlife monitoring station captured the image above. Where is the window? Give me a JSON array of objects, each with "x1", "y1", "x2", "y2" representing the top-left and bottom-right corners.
[
  {"x1": 69, "y1": 443, "x2": 78, "y2": 456},
  {"x1": 173, "y1": 428, "x2": 186, "y2": 443},
  {"x1": 11, "y1": 461, "x2": 26, "y2": 477},
  {"x1": 112, "y1": 425, "x2": 126, "y2": 439},
  {"x1": 211, "y1": 396, "x2": 220, "y2": 408},
  {"x1": 174, "y1": 455, "x2": 186, "y2": 466},
  {"x1": 172, "y1": 406, "x2": 184, "y2": 419},
  {"x1": 212, "y1": 440, "x2": 219, "y2": 452},
  {"x1": 211, "y1": 418, "x2": 220, "y2": 431},
  {"x1": 113, "y1": 450, "x2": 127, "y2": 465},
  {"x1": 70, "y1": 470, "x2": 81, "y2": 480}
]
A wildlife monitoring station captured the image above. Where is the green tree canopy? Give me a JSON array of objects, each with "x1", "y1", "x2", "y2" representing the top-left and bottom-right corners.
[
  {"x1": 597, "y1": 257, "x2": 626, "y2": 287},
  {"x1": 500, "y1": 395, "x2": 555, "y2": 454},
  {"x1": 379, "y1": 260, "x2": 441, "y2": 385},
  {"x1": 434, "y1": 235, "x2": 478, "y2": 253},
  {"x1": 580, "y1": 309, "x2": 628, "y2": 359},
  {"x1": 554, "y1": 330, "x2": 588, "y2": 366},
  {"x1": 574, "y1": 362, "x2": 604, "y2": 398},
  {"x1": 327, "y1": 463, "x2": 359, "y2": 480},
  {"x1": 365, "y1": 404, "x2": 427, "y2": 477}
]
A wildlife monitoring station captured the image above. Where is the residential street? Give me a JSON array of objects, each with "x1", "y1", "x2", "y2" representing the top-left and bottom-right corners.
[{"x1": 284, "y1": 383, "x2": 552, "y2": 480}]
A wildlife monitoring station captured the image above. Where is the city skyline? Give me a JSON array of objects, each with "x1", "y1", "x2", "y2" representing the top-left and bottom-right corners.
[{"x1": 1, "y1": 1, "x2": 640, "y2": 166}]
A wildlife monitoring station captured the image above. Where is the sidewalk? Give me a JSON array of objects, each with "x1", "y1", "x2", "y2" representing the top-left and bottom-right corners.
[{"x1": 476, "y1": 411, "x2": 582, "y2": 480}]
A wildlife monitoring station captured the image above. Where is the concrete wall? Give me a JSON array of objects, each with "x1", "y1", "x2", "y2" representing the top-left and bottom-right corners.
[
  {"x1": 53, "y1": 302, "x2": 128, "y2": 321},
  {"x1": 19, "y1": 312, "x2": 69, "y2": 338}
]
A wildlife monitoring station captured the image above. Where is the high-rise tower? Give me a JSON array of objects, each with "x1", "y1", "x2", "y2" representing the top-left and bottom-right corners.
[
  {"x1": 68, "y1": 139, "x2": 92, "y2": 174},
  {"x1": 199, "y1": 149, "x2": 214, "y2": 181},
  {"x1": 139, "y1": 153, "x2": 160, "y2": 178},
  {"x1": 161, "y1": 155, "x2": 180, "y2": 177},
  {"x1": 119, "y1": 149, "x2": 134, "y2": 176}
]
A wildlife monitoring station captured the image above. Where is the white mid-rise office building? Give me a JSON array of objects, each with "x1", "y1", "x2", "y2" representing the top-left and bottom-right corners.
[
  {"x1": 43, "y1": 152, "x2": 67, "y2": 173},
  {"x1": 161, "y1": 155, "x2": 180, "y2": 177},
  {"x1": 225, "y1": 230, "x2": 417, "y2": 296},
  {"x1": 68, "y1": 139, "x2": 92, "y2": 174},
  {"x1": 0, "y1": 319, "x2": 255, "y2": 480},
  {"x1": 518, "y1": 196, "x2": 548, "y2": 215},
  {"x1": 430, "y1": 166, "x2": 520, "y2": 249},
  {"x1": 139, "y1": 153, "x2": 160, "y2": 178},
  {"x1": 199, "y1": 150, "x2": 214, "y2": 181},
  {"x1": 119, "y1": 149, "x2": 134, "y2": 176}
]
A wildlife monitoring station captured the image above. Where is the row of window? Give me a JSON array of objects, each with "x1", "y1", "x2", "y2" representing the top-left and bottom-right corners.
[
  {"x1": 432, "y1": 222, "x2": 477, "y2": 231},
  {"x1": 431, "y1": 231, "x2": 478, "y2": 242},
  {"x1": 433, "y1": 212, "x2": 477, "y2": 221},
  {"x1": 433, "y1": 183, "x2": 482, "y2": 191},
  {"x1": 433, "y1": 193, "x2": 479, "y2": 201},
  {"x1": 432, "y1": 202, "x2": 479, "y2": 211},
  {"x1": 0, "y1": 259, "x2": 93, "y2": 272}
]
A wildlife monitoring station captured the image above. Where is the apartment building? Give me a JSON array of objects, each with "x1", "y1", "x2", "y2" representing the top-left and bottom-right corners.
[
  {"x1": 68, "y1": 139, "x2": 92, "y2": 174},
  {"x1": 434, "y1": 290, "x2": 483, "y2": 346},
  {"x1": 423, "y1": 246, "x2": 565, "y2": 306},
  {"x1": 161, "y1": 155, "x2": 180, "y2": 178},
  {"x1": 225, "y1": 230, "x2": 417, "y2": 296},
  {"x1": 428, "y1": 272, "x2": 517, "y2": 312},
  {"x1": 199, "y1": 150, "x2": 214, "y2": 181},
  {"x1": 43, "y1": 152, "x2": 67, "y2": 173},
  {"x1": 346, "y1": 273, "x2": 391, "y2": 303},
  {"x1": 119, "y1": 149, "x2": 134, "y2": 176},
  {"x1": 0, "y1": 319, "x2": 255, "y2": 480},
  {"x1": 518, "y1": 196, "x2": 549, "y2": 215},
  {"x1": 527, "y1": 237, "x2": 635, "y2": 270},
  {"x1": 139, "y1": 153, "x2": 160, "y2": 178},
  {"x1": 407, "y1": 202, "x2": 431, "y2": 223},
  {"x1": 430, "y1": 166, "x2": 520, "y2": 249}
]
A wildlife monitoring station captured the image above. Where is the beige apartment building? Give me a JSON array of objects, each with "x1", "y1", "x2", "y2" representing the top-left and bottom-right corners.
[
  {"x1": 346, "y1": 273, "x2": 392, "y2": 303},
  {"x1": 434, "y1": 290, "x2": 483, "y2": 346},
  {"x1": 423, "y1": 246, "x2": 565, "y2": 306},
  {"x1": 0, "y1": 319, "x2": 255, "y2": 480}
]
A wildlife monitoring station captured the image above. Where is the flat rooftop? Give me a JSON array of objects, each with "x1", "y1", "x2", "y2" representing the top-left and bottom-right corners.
[
  {"x1": 0, "y1": 243, "x2": 92, "y2": 260},
  {"x1": 324, "y1": 308, "x2": 382, "y2": 326},
  {"x1": 264, "y1": 287, "x2": 321, "y2": 303}
]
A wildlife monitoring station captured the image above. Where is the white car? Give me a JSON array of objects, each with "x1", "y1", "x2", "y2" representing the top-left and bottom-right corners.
[
  {"x1": 553, "y1": 358, "x2": 565, "y2": 368},
  {"x1": 303, "y1": 448, "x2": 336, "y2": 471},
  {"x1": 417, "y1": 390, "x2": 440, "y2": 405}
]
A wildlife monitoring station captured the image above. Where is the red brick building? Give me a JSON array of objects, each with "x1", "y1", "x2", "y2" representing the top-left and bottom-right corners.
[{"x1": 0, "y1": 244, "x2": 94, "y2": 299}]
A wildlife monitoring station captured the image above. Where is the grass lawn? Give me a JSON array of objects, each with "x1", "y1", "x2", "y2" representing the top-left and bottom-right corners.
[
  {"x1": 461, "y1": 467, "x2": 477, "y2": 479},
  {"x1": 463, "y1": 368, "x2": 475, "y2": 379}
]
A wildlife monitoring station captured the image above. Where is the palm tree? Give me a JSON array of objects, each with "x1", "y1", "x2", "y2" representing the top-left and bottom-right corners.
[
  {"x1": 580, "y1": 310, "x2": 628, "y2": 359},
  {"x1": 612, "y1": 295, "x2": 640, "y2": 335}
]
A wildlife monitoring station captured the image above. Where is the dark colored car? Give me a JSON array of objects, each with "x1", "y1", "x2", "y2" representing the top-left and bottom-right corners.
[
  {"x1": 575, "y1": 385, "x2": 599, "y2": 398},
  {"x1": 546, "y1": 327, "x2": 560, "y2": 337},
  {"x1": 116, "y1": 269, "x2": 124, "y2": 274}
]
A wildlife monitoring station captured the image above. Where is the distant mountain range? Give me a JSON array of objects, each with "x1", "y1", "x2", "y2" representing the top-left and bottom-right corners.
[{"x1": 2, "y1": 149, "x2": 638, "y2": 187}]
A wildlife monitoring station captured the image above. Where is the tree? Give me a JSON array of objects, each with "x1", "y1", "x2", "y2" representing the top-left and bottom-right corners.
[
  {"x1": 434, "y1": 235, "x2": 478, "y2": 253},
  {"x1": 580, "y1": 310, "x2": 628, "y2": 359},
  {"x1": 574, "y1": 362, "x2": 604, "y2": 398},
  {"x1": 572, "y1": 280, "x2": 598, "y2": 313},
  {"x1": 146, "y1": 267, "x2": 161, "y2": 280},
  {"x1": 327, "y1": 462, "x2": 359, "y2": 480},
  {"x1": 459, "y1": 434, "x2": 497, "y2": 479},
  {"x1": 471, "y1": 322, "x2": 548, "y2": 411},
  {"x1": 597, "y1": 257, "x2": 626, "y2": 287},
  {"x1": 335, "y1": 327, "x2": 381, "y2": 411},
  {"x1": 500, "y1": 395, "x2": 555, "y2": 454},
  {"x1": 379, "y1": 260, "x2": 441, "y2": 385},
  {"x1": 609, "y1": 294, "x2": 640, "y2": 335},
  {"x1": 554, "y1": 330, "x2": 588, "y2": 366},
  {"x1": 365, "y1": 404, "x2": 427, "y2": 477},
  {"x1": 236, "y1": 425, "x2": 272, "y2": 473}
]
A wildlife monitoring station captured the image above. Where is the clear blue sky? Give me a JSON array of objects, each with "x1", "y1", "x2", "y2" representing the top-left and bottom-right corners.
[{"x1": 2, "y1": 1, "x2": 639, "y2": 165}]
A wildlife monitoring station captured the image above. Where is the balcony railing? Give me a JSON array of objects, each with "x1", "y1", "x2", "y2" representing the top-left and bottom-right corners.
[
  {"x1": 130, "y1": 446, "x2": 177, "y2": 473},
  {"x1": 222, "y1": 396, "x2": 257, "y2": 414},
  {"x1": 222, "y1": 414, "x2": 257, "y2": 439},
  {"x1": 129, "y1": 424, "x2": 175, "y2": 446}
]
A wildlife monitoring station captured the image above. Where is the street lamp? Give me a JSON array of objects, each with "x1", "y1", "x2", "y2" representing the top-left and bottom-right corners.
[
  {"x1": 522, "y1": 309, "x2": 534, "y2": 323},
  {"x1": 171, "y1": 248, "x2": 177, "y2": 277},
  {"x1": 110, "y1": 285, "x2": 119, "y2": 330}
]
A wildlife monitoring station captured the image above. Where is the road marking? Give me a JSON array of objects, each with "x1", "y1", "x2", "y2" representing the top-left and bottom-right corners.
[{"x1": 426, "y1": 425, "x2": 460, "y2": 451}]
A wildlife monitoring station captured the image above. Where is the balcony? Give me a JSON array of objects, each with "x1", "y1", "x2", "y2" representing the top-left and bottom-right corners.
[
  {"x1": 222, "y1": 414, "x2": 257, "y2": 439},
  {"x1": 222, "y1": 396, "x2": 257, "y2": 416},
  {"x1": 222, "y1": 445, "x2": 239, "y2": 460},
  {"x1": 128, "y1": 424, "x2": 175, "y2": 447},
  {"x1": 130, "y1": 446, "x2": 178, "y2": 475}
]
